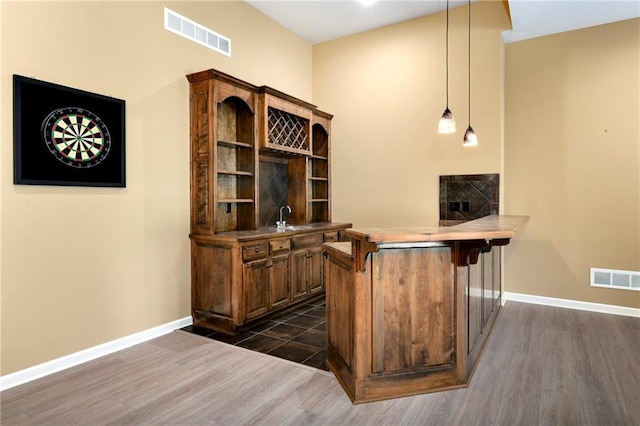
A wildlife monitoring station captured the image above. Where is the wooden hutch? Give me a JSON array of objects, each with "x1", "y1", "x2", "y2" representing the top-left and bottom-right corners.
[{"x1": 186, "y1": 69, "x2": 350, "y2": 333}]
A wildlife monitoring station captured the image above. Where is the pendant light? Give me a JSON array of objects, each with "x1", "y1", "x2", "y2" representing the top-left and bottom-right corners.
[
  {"x1": 438, "y1": 0, "x2": 456, "y2": 134},
  {"x1": 463, "y1": 0, "x2": 478, "y2": 146}
]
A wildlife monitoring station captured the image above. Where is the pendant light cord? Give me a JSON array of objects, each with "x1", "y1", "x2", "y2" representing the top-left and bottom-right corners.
[
  {"x1": 467, "y1": 0, "x2": 471, "y2": 125},
  {"x1": 445, "y1": 0, "x2": 450, "y2": 108}
]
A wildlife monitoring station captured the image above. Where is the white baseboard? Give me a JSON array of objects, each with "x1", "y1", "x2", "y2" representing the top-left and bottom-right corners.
[
  {"x1": 3, "y1": 295, "x2": 637, "y2": 392},
  {"x1": 0, "y1": 316, "x2": 193, "y2": 392},
  {"x1": 503, "y1": 292, "x2": 640, "y2": 318}
]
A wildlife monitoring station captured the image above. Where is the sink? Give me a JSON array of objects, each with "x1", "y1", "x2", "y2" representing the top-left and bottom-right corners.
[{"x1": 276, "y1": 225, "x2": 312, "y2": 231}]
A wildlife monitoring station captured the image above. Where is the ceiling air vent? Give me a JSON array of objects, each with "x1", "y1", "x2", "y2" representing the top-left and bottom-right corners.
[
  {"x1": 164, "y1": 8, "x2": 231, "y2": 57},
  {"x1": 591, "y1": 268, "x2": 640, "y2": 291}
]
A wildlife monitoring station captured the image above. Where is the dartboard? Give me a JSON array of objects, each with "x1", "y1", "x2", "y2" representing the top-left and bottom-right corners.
[{"x1": 41, "y1": 107, "x2": 111, "y2": 168}]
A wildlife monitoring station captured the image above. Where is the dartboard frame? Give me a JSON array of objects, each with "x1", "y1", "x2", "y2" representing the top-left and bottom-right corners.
[{"x1": 13, "y1": 75, "x2": 126, "y2": 187}]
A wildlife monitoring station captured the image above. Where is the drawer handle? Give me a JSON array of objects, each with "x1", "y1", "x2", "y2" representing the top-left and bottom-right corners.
[
  {"x1": 272, "y1": 243, "x2": 289, "y2": 251},
  {"x1": 245, "y1": 246, "x2": 266, "y2": 257}
]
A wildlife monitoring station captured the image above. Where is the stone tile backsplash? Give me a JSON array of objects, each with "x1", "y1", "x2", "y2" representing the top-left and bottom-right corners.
[
  {"x1": 439, "y1": 174, "x2": 499, "y2": 225},
  {"x1": 259, "y1": 158, "x2": 288, "y2": 226}
]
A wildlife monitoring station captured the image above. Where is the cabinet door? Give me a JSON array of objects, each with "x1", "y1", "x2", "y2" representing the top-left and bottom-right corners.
[
  {"x1": 467, "y1": 261, "x2": 483, "y2": 355},
  {"x1": 325, "y1": 249, "x2": 354, "y2": 370},
  {"x1": 482, "y1": 250, "x2": 493, "y2": 326},
  {"x1": 192, "y1": 241, "x2": 233, "y2": 317},
  {"x1": 270, "y1": 254, "x2": 290, "y2": 309},
  {"x1": 492, "y1": 247, "x2": 501, "y2": 308},
  {"x1": 243, "y1": 259, "x2": 270, "y2": 320},
  {"x1": 308, "y1": 246, "x2": 324, "y2": 294},
  {"x1": 372, "y1": 248, "x2": 455, "y2": 373},
  {"x1": 290, "y1": 249, "x2": 309, "y2": 301}
]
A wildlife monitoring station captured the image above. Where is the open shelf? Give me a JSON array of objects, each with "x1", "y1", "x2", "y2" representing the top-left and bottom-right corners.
[
  {"x1": 218, "y1": 199, "x2": 254, "y2": 203},
  {"x1": 217, "y1": 169, "x2": 254, "y2": 200},
  {"x1": 214, "y1": 94, "x2": 256, "y2": 232},
  {"x1": 217, "y1": 144, "x2": 254, "y2": 174},
  {"x1": 312, "y1": 124, "x2": 328, "y2": 158},
  {"x1": 217, "y1": 170, "x2": 254, "y2": 176},
  {"x1": 309, "y1": 158, "x2": 328, "y2": 179},
  {"x1": 218, "y1": 139, "x2": 253, "y2": 150},
  {"x1": 215, "y1": 201, "x2": 255, "y2": 233},
  {"x1": 306, "y1": 121, "x2": 330, "y2": 223},
  {"x1": 308, "y1": 201, "x2": 329, "y2": 224},
  {"x1": 309, "y1": 178, "x2": 328, "y2": 200}
]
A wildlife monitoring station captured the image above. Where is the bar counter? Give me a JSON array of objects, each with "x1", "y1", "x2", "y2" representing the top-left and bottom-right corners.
[{"x1": 323, "y1": 215, "x2": 529, "y2": 404}]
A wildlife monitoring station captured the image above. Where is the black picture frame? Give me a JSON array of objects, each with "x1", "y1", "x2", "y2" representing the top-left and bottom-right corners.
[{"x1": 13, "y1": 75, "x2": 126, "y2": 187}]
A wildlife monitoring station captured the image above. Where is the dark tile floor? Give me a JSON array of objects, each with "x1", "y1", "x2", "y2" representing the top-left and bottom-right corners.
[{"x1": 181, "y1": 298, "x2": 328, "y2": 371}]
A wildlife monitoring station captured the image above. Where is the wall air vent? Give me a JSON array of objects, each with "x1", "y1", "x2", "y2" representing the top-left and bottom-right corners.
[
  {"x1": 590, "y1": 268, "x2": 640, "y2": 291},
  {"x1": 164, "y1": 8, "x2": 231, "y2": 57}
]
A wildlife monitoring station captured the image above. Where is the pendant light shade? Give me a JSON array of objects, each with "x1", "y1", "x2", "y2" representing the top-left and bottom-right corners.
[
  {"x1": 438, "y1": 0, "x2": 456, "y2": 134},
  {"x1": 463, "y1": 0, "x2": 478, "y2": 146},
  {"x1": 438, "y1": 108, "x2": 456, "y2": 133},
  {"x1": 463, "y1": 125, "x2": 478, "y2": 146}
]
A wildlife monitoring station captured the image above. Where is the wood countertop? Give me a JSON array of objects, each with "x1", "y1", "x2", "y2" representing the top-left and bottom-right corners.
[
  {"x1": 344, "y1": 215, "x2": 529, "y2": 244},
  {"x1": 190, "y1": 222, "x2": 352, "y2": 243}
]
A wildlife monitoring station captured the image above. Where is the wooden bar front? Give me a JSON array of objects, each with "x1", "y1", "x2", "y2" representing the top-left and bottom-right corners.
[{"x1": 323, "y1": 215, "x2": 529, "y2": 404}]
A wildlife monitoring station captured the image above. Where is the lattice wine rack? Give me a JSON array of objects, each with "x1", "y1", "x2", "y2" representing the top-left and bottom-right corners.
[{"x1": 267, "y1": 107, "x2": 309, "y2": 151}]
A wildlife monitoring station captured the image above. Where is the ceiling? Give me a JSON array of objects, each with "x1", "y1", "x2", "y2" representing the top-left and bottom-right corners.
[{"x1": 245, "y1": 0, "x2": 640, "y2": 44}]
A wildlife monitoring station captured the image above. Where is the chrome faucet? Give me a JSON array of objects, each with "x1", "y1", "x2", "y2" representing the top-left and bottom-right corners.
[{"x1": 277, "y1": 205, "x2": 291, "y2": 228}]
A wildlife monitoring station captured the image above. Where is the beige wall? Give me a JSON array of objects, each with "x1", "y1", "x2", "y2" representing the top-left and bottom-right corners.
[
  {"x1": 314, "y1": 1, "x2": 511, "y2": 227},
  {"x1": 2, "y1": 0, "x2": 637, "y2": 378},
  {"x1": 0, "y1": 0, "x2": 312, "y2": 375},
  {"x1": 504, "y1": 18, "x2": 640, "y2": 308}
]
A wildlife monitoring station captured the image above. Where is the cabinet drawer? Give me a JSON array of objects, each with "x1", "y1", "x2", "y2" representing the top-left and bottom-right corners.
[
  {"x1": 292, "y1": 233, "x2": 323, "y2": 249},
  {"x1": 270, "y1": 239, "x2": 291, "y2": 254},
  {"x1": 324, "y1": 231, "x2": 339, "y2": 242},
  {"x1": 242, "y1": 243, "x2": 268, "y2": 261}
]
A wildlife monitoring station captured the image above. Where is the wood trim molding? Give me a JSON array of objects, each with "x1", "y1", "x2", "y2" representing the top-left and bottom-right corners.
[
  {"x1": 352, "y1": 239, "x2": 379, "y2": 272},
  {"x1": 453, "y1": 240, "x2": 489, "y2": 267}
]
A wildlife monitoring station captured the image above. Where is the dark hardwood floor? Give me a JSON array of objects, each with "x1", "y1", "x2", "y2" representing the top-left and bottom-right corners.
[{"x1": 2, "y1": 301, "x2": 638, "y2": 425}]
